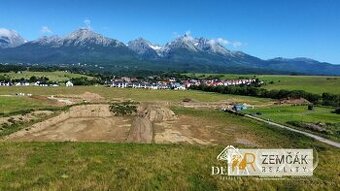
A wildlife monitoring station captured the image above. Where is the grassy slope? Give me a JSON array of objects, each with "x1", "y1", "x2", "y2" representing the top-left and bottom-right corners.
[
  {"x1": 0, "y1": 108, "x2": 339, "y2": 190},
  {"x1": 0, "y1": 71, "x2": 92, "y2": 81},
  {"x1": 0, "y1": 96, "x2": 57, "y2": 115}
]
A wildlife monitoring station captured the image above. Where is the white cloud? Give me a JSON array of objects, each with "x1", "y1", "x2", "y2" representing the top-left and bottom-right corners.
[
  {"x1": 172, "y1": 32, "x2": 179, "y2": 38},
  {"x1": 209, "y1": 38, "x2": 229, "y2": 46},
  {"x1": 40, "y1": 26, "x2": 52, "y2": 34},
  {"x1": 83, "y1": 19, "x2": 91, "y2": 29},
  {"x1": 209, "y1": 37, "x2": 243, "y2": 48},
  {"x1": 232, "y1": 41, "x2": 242, "y2": 48},
  {"x1": 171, "y1": 30, "x2": 244, "y2": 48},
  {"x1": 216, "y1": 38, "x2": 230, "y2": 46}
]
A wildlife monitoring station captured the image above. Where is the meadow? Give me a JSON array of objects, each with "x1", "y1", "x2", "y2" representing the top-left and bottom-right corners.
[
  {"x1": 0, "y1": 107, "x2": 339, "y2": 190},
  {"x1": 0, "y1": 96, "x2": 58, "y2": 115},
  {"x1": 0, "y1": 86, "x2": 272, "y2": 106},
  {"x1": 1, "y1": 76, "x2": 340, "y2": 190},
  {"x1": 186, "y1": 73, "x2": 340, "y2": 94},
  {"x1": 258, "y1": 75, "x2": 340, "y2": 94},
  {"x1": 244, "y1": 105, "x2": 340, "y2": 124},
  {"x1": 243, "y1": 105, "x2": 340, "y2": 141}
]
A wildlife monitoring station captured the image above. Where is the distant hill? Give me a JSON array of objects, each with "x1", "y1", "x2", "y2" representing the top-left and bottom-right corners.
[{"x1": 0, "y1": 28, "x2": 339, "y2": 75}]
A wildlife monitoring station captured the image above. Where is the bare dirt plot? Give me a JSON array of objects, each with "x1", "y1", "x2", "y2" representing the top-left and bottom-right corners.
[
  {"x1": 12, "y1": 117, "x2": 131, "y2": 142},
  {"x1": 181, "y1": 101, "x2": 232, "y2": 110},
  {"x1": 47, "y1": 92, "x2": 105, "y2": 105},
  {"x1": 153, "y1": 115, "x2": 218, "y2": 145},
  {"x1": 3, "y1": 102, "x2": 260, "y2": 146},
  {"x1": 153, "y1": 110, "x2": 261, "y2": 147},
  {"x1": 275, "y1": 98, "x2": 311, "y2": 105},
  {"x1": 5, "y1": 104, "x2": 132, "y2": 142}
]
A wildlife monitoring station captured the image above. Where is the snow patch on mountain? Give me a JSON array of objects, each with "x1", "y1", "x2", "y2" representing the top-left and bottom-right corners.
[
  {"x1": 0, "y1": 28, "x2": 25, "y2": 48},
  {"x1": 63, "y1": 28, "x2": 125, "y2": 47},
  {"x1": 128, "y1": 38, "x2": 160, "y2": 58},
  {"x1": 31, "y1": 35, "x2": 63, "y2": 47}
]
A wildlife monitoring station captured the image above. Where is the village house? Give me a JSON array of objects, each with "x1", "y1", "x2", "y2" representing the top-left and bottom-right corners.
[
  {"x1": 15, "y1": 82, "x2": 30, "y2": 86},
  {"x1": 0, "y1": 82, "x2": 12, "y2": 86},
  {"x1": 66, "y1": 81, "x2": 74, "y2": 87},
  {"x1": 232, "y1": 104, "x2": 248, "y2": 112},
  {"x1": 108, "y1": 76, "x2": 259, "y2": 91}
]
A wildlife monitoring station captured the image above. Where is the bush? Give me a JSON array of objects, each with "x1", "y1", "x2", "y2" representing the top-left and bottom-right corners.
[
  {"x1": 109, "y1": 101, "x2": 138, "y2": 116},
  {"x1": 334, "y1": 108, "x2": 340, "y2": 114},
  {"x1": 308, "y1": 104, "x2": 314, "y2": 110},
  {"x1": 71, "y1": 77, "x2": 98, "y2": 86},
  {"x1": 182, "y1": 98, "x2": 192, "y2": 102}
]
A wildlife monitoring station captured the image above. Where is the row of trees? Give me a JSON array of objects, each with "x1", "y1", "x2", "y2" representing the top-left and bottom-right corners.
[
  {"x1": 0, "y1": 75, "x2": 50, "y2": 83},
  {"x1": 189, "y1": 85, "x2": 340, "y2": 107},
  {"x1": 0, "y1": 75, "x2": 100, "y2": 86},
  {"x1": 70, "y1": 77, "x2": 99, "y2": 86},
  {"x1": 321, "y1": 93, "x2": 340, "y2": 107}
]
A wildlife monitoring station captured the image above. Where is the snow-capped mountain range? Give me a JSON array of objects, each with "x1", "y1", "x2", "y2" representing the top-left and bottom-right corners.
[
  {"x1": 28, "y1": 29, "x2": 125, "y2": 48},
  {"x1": 0, "y1": 28, "x2": 339, "y2": 75},
  {"x1": 0, "y1": 28, "x2": 245, "y2": 58}
]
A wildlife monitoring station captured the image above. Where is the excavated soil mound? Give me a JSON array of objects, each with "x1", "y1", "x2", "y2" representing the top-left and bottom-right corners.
[
  {"x1": 80, "y1": 92, "x2": 104, "y2": 102},
  {"x1": 277, "y1": 98, "x2": 311, "y2": 105},
  {"x1": 126, "y1": 103, "x2": 177, "y2": 143},
  {"x1": 139, "y1": 104, "x2": 177, "y2": 122},
  {"x1": 68, "y1": 104, "x2": 113, "y2": 118}
]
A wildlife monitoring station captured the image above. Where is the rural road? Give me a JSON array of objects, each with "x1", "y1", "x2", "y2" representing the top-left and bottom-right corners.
[{"x1": 245, "y1": 114, "x2": 340, "y2": 148}]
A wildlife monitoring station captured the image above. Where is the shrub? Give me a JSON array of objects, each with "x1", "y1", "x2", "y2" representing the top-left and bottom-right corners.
[
  {"x1": 334, "y1": 108, "x2": 340, "y2": 114},
  {"x1": 109, "y1": 101, "x2": 138, "y2": 116},
  {"x1": 182, "y1": 98, "x2": 192, "y2": 102}
]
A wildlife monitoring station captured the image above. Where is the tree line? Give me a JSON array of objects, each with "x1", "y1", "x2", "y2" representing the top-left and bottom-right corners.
[{"x1": 189, "y1": 85, "x2": 340, "y2": 107}]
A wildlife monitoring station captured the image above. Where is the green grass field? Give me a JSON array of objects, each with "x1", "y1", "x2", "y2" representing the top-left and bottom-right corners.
[
  {"x1": 0, "y1": 108, "x2": 339, "y2": 190},
  {"x1": 186, "y1": 73, "x2": 340, "y2": 94},
  {"x1": 1, "y1": 75, "x2": 340, "y2": 190},
  {"x1": 258, "y1": 75, "x2": 340, "y2": 94},
  {"x1": 0, "y1": 142, "x2": 338, "y2": 191},
  {"x1": 243, "y1": 105, "x2": 340, "y2": 141},
  {"x1": 0, "y1": 96, "x2": 57, "y2": 115},
  {"x1": 244, "y1": 105, "x2": 340, "y2": 124},
  {"x1": 0, "y1": 71, "x2": 92, "y2": 82},
  {"x1": 0, "y1": 86, "x2": 272, "y2": 105}
]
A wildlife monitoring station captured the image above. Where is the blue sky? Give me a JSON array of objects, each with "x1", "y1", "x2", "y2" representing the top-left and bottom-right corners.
[{"x1": 1, "y1": 0, "x2": 340, "y2": 64}]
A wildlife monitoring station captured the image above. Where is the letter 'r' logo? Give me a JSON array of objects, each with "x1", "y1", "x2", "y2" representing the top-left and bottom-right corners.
[{"x1": 217, "y1": 145, "x2": 256, "y2": 175}]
